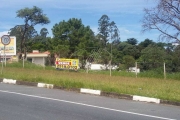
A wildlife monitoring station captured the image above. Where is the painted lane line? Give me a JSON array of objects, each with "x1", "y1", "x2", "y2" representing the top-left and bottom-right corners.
[{"x1": 0, "y1": 90, "x2": 176, "y2": 120}]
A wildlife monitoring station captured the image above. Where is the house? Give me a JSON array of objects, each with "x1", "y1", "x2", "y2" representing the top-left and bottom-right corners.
[
  {"x1": 172, "y1": 42, "x2": 179, "y2": 46},
  {"x1": 128, "y1": 67, "x2": 140, "y2": 73},
  {"x1": 85, "y1": 63, "x2": 118, "y2": 70},
  {"x1": 24, "y1": 50, "x2": 50, "y2": 66},
  {"x1": 90, "y1": 64, "x2": 105, "y2": 70}
]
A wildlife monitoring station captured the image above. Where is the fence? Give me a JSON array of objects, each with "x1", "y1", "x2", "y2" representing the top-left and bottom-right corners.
[
  {"x1": 81, "y1": 60, "x2": 180, "y2": 80},
  {"x1": 134, "y1": 62, "x2": 167, "y2": 79}
]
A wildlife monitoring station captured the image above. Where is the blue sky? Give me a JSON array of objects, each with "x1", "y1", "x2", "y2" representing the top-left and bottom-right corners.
[{"x1": 0, "y1": 0, "x2": 160, "y2": 43}]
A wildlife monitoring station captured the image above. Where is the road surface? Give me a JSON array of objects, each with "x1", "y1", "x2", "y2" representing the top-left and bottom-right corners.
[{"x1": 0, "y1": 83, "x2": 179, "y2": 120}]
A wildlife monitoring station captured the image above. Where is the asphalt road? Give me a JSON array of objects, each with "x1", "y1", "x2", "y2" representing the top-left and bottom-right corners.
[{"x1": 0, "y1": 83, "x2": 179, "y2": 120}]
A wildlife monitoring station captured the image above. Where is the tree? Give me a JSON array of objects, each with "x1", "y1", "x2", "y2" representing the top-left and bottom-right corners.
[
  {"x1": 117, "y1": 42, "x2": 140, "y2": 60},
  {"x1": 156, "y1": 42, "x2": 166, "y2": 48},
  {"x1": 26, "y1": 28, "x2": 50, "y2": 52},
  {"x1": 52, "y1": 18, "x2": 95, "y2": 60},
  {"x1": 117, "y1": 42, "x2": 131, "y2": 51},
  {"x1": 32, "y1": 28, "x2": 49, "y2": 43},
  {"x1": 142, "y1": 0, "x2": 180, "y2": 42},
  {"x1": 170, "y1": 45, "x2": 180, "y2": 72},
  {"x1": 122, "y1": 44, "x2": 140, "y2": 59},
  {"x1": 97, "y1": 15, "x2": 120, "y2": 66},
  {"x1": 53, "y1": 45, "x2": 70, "y2": 58},
  {"x1": 98, "y1": 15, "x2": 120, "y2": 47},
  {"x1": 126, "y1": 38, "x2": 138, "y2": 45},
  {"x1": 9, "y1": 25, "x2": 38, "y2": 52},
  {"x1": 98, "y1": 15, "x2": 110, "y2": 47},
  {"x1": 40, "y1": 28, "x2": 49, "y2": 38},
  {"x1": 139, "y1": 44, "x2": 166, "y2": 70},
  {"x1": 123, "y1": 55, "x2": 135, "y2": 69},
  {"x1": 16, "y1": 6, "x2": 50, "y2": 58},
  {"x1": 138, "y1": 38, "x2": 155, "y2": 51},
  {"x1": 109, "y1": 21, "x2": 120, "y2": 44}
]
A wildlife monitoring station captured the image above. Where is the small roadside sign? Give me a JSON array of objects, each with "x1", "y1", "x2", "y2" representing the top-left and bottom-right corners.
[{"x1": 1, "y1": 35, "x2": 11, "y2": 45}]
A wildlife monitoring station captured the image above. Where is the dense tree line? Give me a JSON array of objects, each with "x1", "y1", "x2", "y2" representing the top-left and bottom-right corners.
[{"x1": 8, "y1": 6, "x2": 180, "y2": 72}]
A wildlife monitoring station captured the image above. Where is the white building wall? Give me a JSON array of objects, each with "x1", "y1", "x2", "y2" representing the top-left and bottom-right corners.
[
  {"x1": 90, "y1": 64, "x2": 103, "y2": 70},
  {"x1": 32, "y1": 57, "x2": 45, "y2": 66},
  {"x1": 129, "y1": 67, "x2": 140, "y2": 73}
]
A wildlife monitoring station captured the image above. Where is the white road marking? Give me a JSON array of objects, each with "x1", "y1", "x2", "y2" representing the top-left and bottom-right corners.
[{"x1": 0, "y1": 90, "x2": 176, "y2": 120}]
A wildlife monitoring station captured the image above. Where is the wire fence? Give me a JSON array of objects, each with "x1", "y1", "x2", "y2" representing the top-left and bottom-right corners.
[{"x1": 80, "y1": 60, "x2": 180, "y2": 80}]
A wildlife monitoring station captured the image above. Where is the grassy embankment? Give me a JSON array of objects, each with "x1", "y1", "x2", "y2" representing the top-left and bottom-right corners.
[{"x1": 0, "y1": 61, "x2": 180, "y2": 102}]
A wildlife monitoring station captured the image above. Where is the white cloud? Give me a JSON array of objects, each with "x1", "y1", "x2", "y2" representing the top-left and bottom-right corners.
[
  {"x1": 90, "y1": 26, "x2": 98, "y2": 34},
  {"x1": 119, "y1": 27, "x2": 137, "y2": 34},
  {"x1": 0, "y1": 0, "x2": 159, "y2": 42},
  {"x1": 0, "y1": 31, "x2": 9, "y2": 37},
  {"x1": 0, "y1": 0, "x2": 156, "y2": 14},
  {"x1": 51, "y1": 0, "x2": 155, "y2": 14}
]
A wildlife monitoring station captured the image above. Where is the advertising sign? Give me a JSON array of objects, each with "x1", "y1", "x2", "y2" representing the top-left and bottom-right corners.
[
  {"x1": 55, "y1": 58, "x2": 79, "y2": 70},
  {"x1": 0, "y1": 36, "x2": 16, "y2": 55}
]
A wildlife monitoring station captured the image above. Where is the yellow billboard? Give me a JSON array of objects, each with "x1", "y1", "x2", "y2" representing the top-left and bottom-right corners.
[
  {"x1": 55, "y1": 58, "x2": 79, "y2": 70},
  {"x1": 0, "y1": 36, "x2": 16, "y2": 55}
]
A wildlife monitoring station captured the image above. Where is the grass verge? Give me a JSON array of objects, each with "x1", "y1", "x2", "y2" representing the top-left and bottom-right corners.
[{"x1": 1, "y1": 62, "x2": 180, "y2": 102}]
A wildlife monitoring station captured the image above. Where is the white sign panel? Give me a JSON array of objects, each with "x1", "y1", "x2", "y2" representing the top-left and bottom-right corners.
[{"x1": 0, "y1": 36, "x2": 16, "y2": 55}]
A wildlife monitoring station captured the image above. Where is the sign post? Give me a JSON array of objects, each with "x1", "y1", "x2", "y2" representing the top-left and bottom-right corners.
[{"x1": 1, "y1": 35, "x2": 11, "y2": 74}]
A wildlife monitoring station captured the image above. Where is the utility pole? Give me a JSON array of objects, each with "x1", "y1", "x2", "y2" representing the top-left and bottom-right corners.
[
  {"x1": 110, "y1": 41, "x2": 112, "y2": 77},
  {"x1": 164, "y1": 62, "x2": 166, "y2": 79},
  {"x1": 110, "y1": 29, "x2": 113, "y2": 77}
]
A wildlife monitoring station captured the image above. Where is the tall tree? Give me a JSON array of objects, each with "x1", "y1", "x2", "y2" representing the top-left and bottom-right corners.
[
  {"x1": 98, "y1": 15, "x2": 120, "y2": 47},
  {"x1": 97, "y1": 15, "x2": 120, "y2": 66},
  {"x1": 16, "y1": 6, "x2": 50, "y2": 58},
  {"x1": 142, "y1": 0, "x2": 180, "y2": 42},
  {"x1": 52, "y1": 18, "x2": 95, "y2": 60},
  {"x1": 109, "y1": 21, "x2": 120, "y2": 44},
  {"x1": 98, "y1": 15, "x2": 110, "y2": 47}
]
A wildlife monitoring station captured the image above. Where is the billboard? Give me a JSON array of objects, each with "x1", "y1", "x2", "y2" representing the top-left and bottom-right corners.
[
  {"x1": 0, "y1": 36, "x2": 16, "y2": 55},
  {"x1": 55, "y1": 58, "x2": 79, "y2": 70}
]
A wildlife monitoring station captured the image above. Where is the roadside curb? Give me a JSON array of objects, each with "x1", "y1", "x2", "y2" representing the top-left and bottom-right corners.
[
  {"x1": 3, "y1": 78, "x2": 16, "y2": 84},
  {"x1": 80, "y1": 88, "x2": 101, "y2": 95},
  {"x1": 101, "y1": 91, "x2": 133, "y2": 100},
  {"x1": 1, "y1": 78, "x2": 180, "y2": 107},
  {"x1": 160, "y1": 100, "x2": 180, "y2": 106},
  {"x1": 37, "y1": 83, "x2": 54, "y2": 89},
  {"x1": 0, "y1": 78, "x2": 3, "y2": 82},
  {"x1": 133, "y1": 95, "x2": 160, "y2": 104},
  {"x1": 16, "y1": 80, "x2": 37, "y2": 86}
]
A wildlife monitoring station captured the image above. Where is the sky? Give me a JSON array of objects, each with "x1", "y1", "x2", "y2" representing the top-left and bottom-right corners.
[{"x1": 0, "y1": 0, "x2": 160, "y2": 43}]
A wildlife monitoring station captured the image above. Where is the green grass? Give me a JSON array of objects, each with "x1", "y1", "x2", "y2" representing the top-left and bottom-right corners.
[{"x1": 1, "y1": 62, "x2": 180, "y2": 102}]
